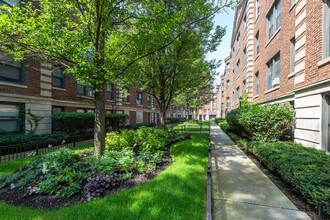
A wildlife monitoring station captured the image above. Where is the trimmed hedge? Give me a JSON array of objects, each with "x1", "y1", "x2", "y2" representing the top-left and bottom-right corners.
[
  {"x1": 165, "y1": 117, "x2": 186, "y2": 124},
  {"x1": 0, "y1": 133, "x2": 69, "y2": 146},
  {"x1": 52, "y1": 112, "x2": 128, "y2": 134},
  {"x1": 125, "y1": 122, "x2": 156, "y2": 130},
  {"x1": 252, "y1": 141, "x2": 330, "y2": 214},
  {"x1": 214, "y1": 117, "x2": 225, "y2": 125},
  {"x1": 226, "y1": 104, "x2": 293, "y2": 141}
]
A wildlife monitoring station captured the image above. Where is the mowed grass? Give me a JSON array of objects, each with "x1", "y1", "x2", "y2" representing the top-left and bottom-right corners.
[
  {"x1": 0, "y1": 134, "x2": 208, "y2": 220},
  {"x1": 172, "y1": 122, "x2": 210, "y2": 133}
]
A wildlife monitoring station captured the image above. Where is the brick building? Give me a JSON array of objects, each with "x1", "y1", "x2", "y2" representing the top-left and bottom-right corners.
[
  {"x1": 0, "y1": 55, "x2": 159, "y2": 134},
  {"x1": 218, "y1": 0, "x2": 330, "y2": 153}
]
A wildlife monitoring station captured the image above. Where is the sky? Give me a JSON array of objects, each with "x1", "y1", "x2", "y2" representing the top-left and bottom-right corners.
[{"x1": 206, "y1": 8, "x2": 235, "y2": 84}]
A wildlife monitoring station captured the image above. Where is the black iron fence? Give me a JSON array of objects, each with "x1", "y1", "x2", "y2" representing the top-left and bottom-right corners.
[{"x1": 0, "y1": 133, "x2": 94, "y2": 163}]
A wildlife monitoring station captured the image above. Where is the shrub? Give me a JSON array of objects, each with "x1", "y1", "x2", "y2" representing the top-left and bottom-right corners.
[
  {"x1": 214, "y1": 118, "x2": 225, "y2": 124},
  {"x1": 165, "y1": 117, "x2": 186, "y2": 124},
  {"x1": 135, "y1": 127, "x2": 169, "y2": 152},
  {"x1": 0, "y1": 133, "x2": 69, "y2": 146},
  {"x1": 226, "y1": 104, "x2": 293, "y2": 141},
  {"x1": 52, "y1": 112, "x2": 128, "y2": 134},
  {"x1": 89, "y1": 149, "x2": 135, "y2": 174},
  {"x1": 105, "y1": 130, "x2": 136, "y2": 150},
  {"x1": 252, "y1": 142, "x2": 330, "y2": 214},
  {"x1": 125, "y1": 122, "x2": 156, "y2": 130}
]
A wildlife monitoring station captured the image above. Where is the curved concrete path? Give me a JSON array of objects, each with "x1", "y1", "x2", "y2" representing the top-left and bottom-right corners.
[{"x1": 210, "y1": 123, "x2": 311, "y2": 220}]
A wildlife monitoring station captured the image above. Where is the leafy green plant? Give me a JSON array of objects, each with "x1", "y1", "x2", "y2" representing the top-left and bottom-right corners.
[
  {"x1": 0, "y1": 133, "x2": 69, "y2": 146},
  {"x1": 124, "y1": 122, "x2": 156, "y2": 130},
  {"x1": 252, "y1": 142, "x2": 330, "y2": 214},
  {"x1": 26, "y1": 109, "x2": 44, "y2": 135}
]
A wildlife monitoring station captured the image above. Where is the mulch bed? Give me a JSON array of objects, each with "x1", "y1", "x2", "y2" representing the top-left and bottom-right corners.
[{"x1": 0, "y1": 134, "x2": 191, "y2": 210}]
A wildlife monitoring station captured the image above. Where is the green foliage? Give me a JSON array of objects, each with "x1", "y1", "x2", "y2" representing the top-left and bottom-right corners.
[
  {"x1": 105, "y1": 129, "x2": 136, "y2": 150},
  {"x1": 52, "y1": 112, "x2": 128, "y2": 134},
  {"x1": 226, "y1": 104, "x2": 293, "y2": 141},
  {"x1": 15, "y1": 103, "x2": 25, "y2": 134},
  {"x1": 214, "y1": 118, "x2": 225, "y2": 124},
  {"x1": 165, "y1": 117, "x2": 186, "y2": 124},
  {"x1": 26, "y1": 109, "x2": 45, "y2": 135},
  {"x1": 0, "y1": 133, "x2": 69, "y2": 146},
  {"x1": 124, "y1": 122, "x2": 156, "y2": 130},
  {"x1": 89, "y1": 149, "x2": 136, "y2": 175},
  {"x1": 135, "y1": 127, "x2": 169, "y2": 152},
  {"x1": 252, "y1": 142, "x2": 330, "y2": 214}
]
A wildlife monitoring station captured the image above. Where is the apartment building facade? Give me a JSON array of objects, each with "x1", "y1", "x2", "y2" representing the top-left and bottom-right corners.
[
  {"x1": 219, "y1": 0, "x2": 330, "y2": 153},
  {"x1": 0, "y1": 56, "x2": 159, "y2": 134}
]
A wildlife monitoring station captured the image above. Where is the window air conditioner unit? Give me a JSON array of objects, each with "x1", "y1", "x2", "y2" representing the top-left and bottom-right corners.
[{"x1": 272, "y1": 78, "x2": 280, "y2": 86}]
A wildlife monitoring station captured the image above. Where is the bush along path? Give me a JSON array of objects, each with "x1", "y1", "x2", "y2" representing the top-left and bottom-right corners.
[{"x1": 0, "y1": 127, "x2": 187, "y2": 209}]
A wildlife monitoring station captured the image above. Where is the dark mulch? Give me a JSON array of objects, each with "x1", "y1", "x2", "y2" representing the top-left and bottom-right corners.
[
  {"x1": 0, "y1": 134, "x2": 191, "y2": 210},
  {"x1": 238, "y1": 147, "x2": 328, "y2": 220}
]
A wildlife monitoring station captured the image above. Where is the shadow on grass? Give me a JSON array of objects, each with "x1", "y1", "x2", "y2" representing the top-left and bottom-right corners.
[{"x1": 0, "y1": 134, "x2": 209, "y2": 220}]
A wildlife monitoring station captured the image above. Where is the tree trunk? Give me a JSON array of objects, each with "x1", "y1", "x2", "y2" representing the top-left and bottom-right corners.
[
  {"x1": 159, "y1": 110, "x2": 167, "y2": 129},
  {"x1": 94, "y1": 91, "x2": 106, "y2": 157}
]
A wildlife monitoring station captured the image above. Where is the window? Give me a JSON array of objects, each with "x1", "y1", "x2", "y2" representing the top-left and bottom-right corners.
[
  {"x1": 52, "y1": 106, "x2": 63, "y2": 113},
  {"x1": 256, "y1": 0, "x2": 260, "y2": 16},
  {"x1": 236, "y1": 33, "x2": 240, "y2": 50},
  {"x1": 243, "y1": 80, "x2": 247, "y2": 95},
  {"x1": 136, "y1": 92, "x2": 143, "y2": 105},
  {"x1": 147, "y1": 96, "x2": 151, "y2": 107},
  {"x1": 226, "y1": 80, "x2": 230, "y2": 91},
  {"x1": 236, "y1": 87, "x2": 240, "y2": 103},
  {"x1": 52, "y1": 68, "x2": 64, "y2": 88},
  {"x1": 255, "y1": 72, "x2": 259, "y2": 96},
  {"x1": 226, "y1": 97, "x2": 230, "y2": 108},
  {"x1": 266, "y1": 53, "x2": 280, "y2": 90},
  {"x1": 236, "y1": 60, "x2": 240, "y2": 77},
  {"x1": 290, "y1": 38, "x2": 296, "y2": 73},
  {"x1": 243, "y1": 48, "x2": 247, "y2": 67},
  {"x1": 107, "y1": 84, "x2": 114, "y2": 100},
  {"x1": 225, "y1": 63, "x2": 230, "y2": 73},
  {"x1": 291, "y1": 0, "x2": 296, "y2": 7},
  {"x1": 267, "y1": 1, "x2": 281, "y2": 40},
  {"x1": 221, "y1": 91, "x2": 224, "y2": 98},
  {"x1": 123, "y1": 88, "x2": 130, "y2": 103},
  {"x1": 77, "y1": 84, "x2": 94, "y2": 97},
  {"x1": 0, "y1": 52, "x2": 24, "y2": 85},
  {"x1": 0, "y1": 103, "x2": 21, "y2": 133},
  {"x1": 323, "y1": 0, "x2": 330, "y2": 58},
  {"x1": 255, "y1": 32, "x2": 260, "y2": 56},
  {"x1": 221, "y1": 78, "x2": 224, "y2": 86},
  {"x1": 243, "y1": 15, "x2": 247, "y2": 33}
]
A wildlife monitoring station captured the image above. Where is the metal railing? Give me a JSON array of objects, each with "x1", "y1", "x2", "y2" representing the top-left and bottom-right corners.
[{"x1": 0, "y1": 133, "x2": 94, "y2": 163}]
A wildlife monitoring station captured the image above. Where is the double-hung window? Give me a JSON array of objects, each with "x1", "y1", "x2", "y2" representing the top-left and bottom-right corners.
[
  {"x1": 236, "y1": 60, "x2": 240, "y2": 77},
  {"x1": 147, "y1": 96, "x2": 151, "y2": 107},
  {"x1": 290, "y1": 38, "x2": 296, "y2": 73},
  {"x1": 256, "y1": 0, "x2": 260, "y2": 17},
  {"x1": 255, "y1": 72, "x2": 259, "y2": 96},
  {"x1": 237, "y1": 33, "x2": 240, "y2": 51},
  {"x1": 77, "y1": 84, "x2": 94, "y2": 97},
  {"x1": 226, "y1": 80, "x2": 230, "y2": 91},
  {"x1": 136, "y1": 92, "x2": 143, "y2": 105},
  {"x1": 123, "y1": 88, "x2": 130, "y2": 103},
  {"x1": 323, "y1": 0, "x2": 330, "y2": 59},
  {"x1": 266, "y1": 53, "x2": 280, "y2": 90},
  {"x1": 0, "y1": 52, "x2": 24, "y2": 85},
  {"x1": 243, "y1": 48, "x2": 247, "y2": 68},
  {"x1": 107, "y1": 84, "x2": 114, "y2": 100},
  {"x1": 236, "y1": 87, "x2": 240, "y2": 103},
  {"x1": 267, "y1": 1, "x2": 281, "y2": 40},
  {"x1": 52, "y1": 68, "x2": 64, "y2": 88},
  {"x1": 255, "y1": 32, "x2": 260, "y2": 56}
]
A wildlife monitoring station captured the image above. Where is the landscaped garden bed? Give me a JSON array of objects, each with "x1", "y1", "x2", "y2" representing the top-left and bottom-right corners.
[{"x1": 0, "y1": 132, "x2": 208, "y2": 219}]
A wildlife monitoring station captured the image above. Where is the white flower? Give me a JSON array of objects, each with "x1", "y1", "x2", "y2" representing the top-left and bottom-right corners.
[{"x1": 42, "y1": 163, "x2": 49, "y2": 174}]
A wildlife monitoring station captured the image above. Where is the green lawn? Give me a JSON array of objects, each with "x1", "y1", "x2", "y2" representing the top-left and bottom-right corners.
[
  {"x1": 172, "y1": 122, "x2": 210, "y2": 133},
  {"x1": 0, "y1": 134, "x2": 208, "y2": 220}
]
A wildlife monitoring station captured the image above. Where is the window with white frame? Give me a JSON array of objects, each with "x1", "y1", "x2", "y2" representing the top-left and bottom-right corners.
[
  {"x1": 226, "y1": 97, "x2": 230, "y2": 108},
  {"x1": 266, "y1": 53, "x2": 280, "y2": 90},
  {"x1": 255, "y1": 72, "x2": 259, "y2": 96},
  {"x1": 256, "y1": 0, "x2": 260, "y2": 17},
  {"x1": 123, "y1": 88, "x2": 130, "y2": 103},
  {"x1": 323, "y1": 0, "x2": 330, "y2": 59},
  {"x1": 236, "y1": 60, "x2": 240, "y2": 77},
  {"x1": 290, "y1": 38, "x2": 296, "y2": 73},
  {"x1": 0, "y1": 103, "x2": 21, "y2": 133},
  {"x1": 0, "y1": 51, "x2": 24, "y2": 85},
  {"x1": 221, "y1": 91, "x2": 224, "y2": 98},
  {"x1": 236, "y1": 87, "x2": 240, "y2": 103},
  {"x1": 243, "y1": 15, "x2": 247, "y2": 33},
  {"x1": 267, "y1": 1, "x2": 281, "y2": 40},
  {"x1": 237, "y1": 33, "x2": 240, "y2": 51},
  {"x1": 226, "y1": 80, "x2": 230, "y2": 91},
  {"x1": 255, "y1": 32, "x2": 260, "y2": 56},
  {"x1": 243, "y1": 48, "x2": 247, "y2": 67},
  {"x1": 243, "y1": 80, "x2": 247, "y2": 95},
  {"x1": 136, "y1": 92, "x2": 143, "y2": 105}
]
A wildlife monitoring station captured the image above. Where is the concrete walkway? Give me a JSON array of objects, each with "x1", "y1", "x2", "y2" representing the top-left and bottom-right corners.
[{"x1": 210, "y1": 123, "x2": 311, "y2": 220}]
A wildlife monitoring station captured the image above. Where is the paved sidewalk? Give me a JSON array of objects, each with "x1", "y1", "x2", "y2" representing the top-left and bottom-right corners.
[{"x1": 210, "y1": 123, "x2": 311, "y2": 220}]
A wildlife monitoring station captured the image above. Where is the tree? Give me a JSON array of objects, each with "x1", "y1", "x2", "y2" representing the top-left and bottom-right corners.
[{"x1": 125, "y1": 16, "x2": 226, "y2": 128}]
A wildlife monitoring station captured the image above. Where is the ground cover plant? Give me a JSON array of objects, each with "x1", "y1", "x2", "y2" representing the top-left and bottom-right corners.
[
  {"x1": 216, "y1": 120, "x2": 330, "y2": 215},
  {"x1": 172, "y1": 120, "x2": 210, "y2": 133},
  {"x1": 0, "y1": 127, "x2": 187, "y2": 207},
  {"x1": 0, "y1": 133, "x2": 208, "y2": 219}
]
